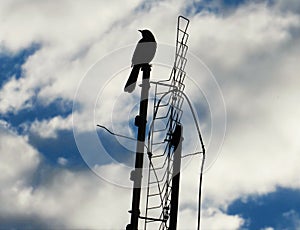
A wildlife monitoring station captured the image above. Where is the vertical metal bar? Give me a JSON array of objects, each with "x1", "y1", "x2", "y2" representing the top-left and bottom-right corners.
[
  {"x1": 169, "y1": 124, "x2": 183, "y2": 230},
  {"x1": 144, "y1": 82, "x2": 159, "y2": 230},
  {"x1": 127, "y1": 64, "x2": 151, "y2": 230}
]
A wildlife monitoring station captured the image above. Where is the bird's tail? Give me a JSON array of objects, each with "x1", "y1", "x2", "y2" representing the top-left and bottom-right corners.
[{"x1": 124, "y1": 65, "x2": 141, "y2": 93}]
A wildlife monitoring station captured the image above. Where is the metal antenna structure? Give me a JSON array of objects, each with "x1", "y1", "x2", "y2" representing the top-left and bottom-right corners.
[
  {"x1": 143, "y1": 16, "x2": 195, "y2": 230},
  {"x1": 98, "y1": 15, "x2": 206, "y2": 230}
]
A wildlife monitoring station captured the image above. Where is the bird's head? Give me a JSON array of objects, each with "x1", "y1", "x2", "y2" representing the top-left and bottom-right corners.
[{"x1": 138, "y1": 29, "x2": 155, "y2": 41}]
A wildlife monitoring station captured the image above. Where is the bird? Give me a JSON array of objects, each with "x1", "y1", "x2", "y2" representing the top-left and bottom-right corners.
[{"x1": 124, "y1": 29, "x2": 157, "y2": 93}]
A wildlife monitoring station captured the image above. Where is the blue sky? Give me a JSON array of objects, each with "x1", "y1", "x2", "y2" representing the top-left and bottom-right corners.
[
  {"x1": 0, "y1": 0, "x2": 300, "y2": 229},
  {"x1": 0, "y1": 44, "x2": 38, "y2": 85},
  {"x1": 228, "y1": 188, "x2": 300, "y2": 229}
]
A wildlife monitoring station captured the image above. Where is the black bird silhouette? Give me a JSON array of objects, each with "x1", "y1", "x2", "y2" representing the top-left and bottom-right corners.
[{"x1": 124, "y1": 29, "x2": 156, "y2": 93}]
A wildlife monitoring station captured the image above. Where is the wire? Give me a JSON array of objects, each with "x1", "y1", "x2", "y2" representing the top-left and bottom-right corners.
[
  {"x1": 180, "y1": 91, "x2": 205, "y2": 230},
  {"x1": 181, "y1": 151, "x2": 203, "y2": 159},
  {"x1": 97, "y1": 124, "x2": 150, "y2": 151},
  {"x1": 96, "y1": 124, "x2": 151, "y2": 159},
  {"x1": 96, "y1": 124, "x2": 137, "y2": 141}
]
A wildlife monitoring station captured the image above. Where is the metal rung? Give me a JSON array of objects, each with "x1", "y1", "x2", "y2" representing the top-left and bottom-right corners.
[
  {"x1": 151, "y1": 141, "x2": 166, "y2": 146},
  {"x1": 147, "y1": 204, "x2": 163, "y2": 210},
  {"x1": 154, "y1": 111, "x2": 171, "y2": 120},
  {"x1": 148, "y1": 192, "x2": 161, "y2": 197},
  {"x1": 156, "y1": 90, "x2": 170, "y2": 95},
  {"x1": 140, "y1": 216, "x2": 166, "y2": 222}
]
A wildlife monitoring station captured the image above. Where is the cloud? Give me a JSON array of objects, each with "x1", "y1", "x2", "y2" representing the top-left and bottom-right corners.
[
  {"x1": 27, "y1": 114, "x2": 73, "y2": 138},
  {"x1": 0, "y1": 76, "x2": 35, "y2": 113},
  {"x1": 0, "y1": 126, "x2": 40, "y2": 217},
  {"x1": 275, "y1": 0, "x2": 300, "y2": 13},
  {"x1": 57, "y1": 157, "x2": 68, "y2": 166},
  {"x1": 281, "y1": 210, "x2": 300, "y2": 230},
  {"x1": 0, "y1": 125, "x2": 131, "y2": 228},
  {"x1": 261, "y1": 227, "x2": 274, "y2": 230},
  {"x1": 0, "y1": 0, "x2": 143, "y2": 52},
  {"x1": 189, "y1": 2, "x2": 299, "y2": 72},
  {"x1": 178, "y1": 208, "x2": 244, "y2": 229},
  {"x1": 0, "y1": 126, "x2": 39, "y2": 186},
  {"x1": 0, "y1": 0, "x2": 143, "y2": 114}
]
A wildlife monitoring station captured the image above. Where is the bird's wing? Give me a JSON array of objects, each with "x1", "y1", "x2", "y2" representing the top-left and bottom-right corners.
[{"x1": 132, "y1": 40, "x2": 156, "y2": 66}]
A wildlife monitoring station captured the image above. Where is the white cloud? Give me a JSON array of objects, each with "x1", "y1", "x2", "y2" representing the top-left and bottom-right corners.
[
  {"x1": 0, "y1": 0, "x2": 142, "y2": 52},
  {"x1": 30, "y1": 168, "x2": 131, "y2": 229},
  {"x1": 28, "y1": 114, "x2": 73, "y2": 138},
  {"x1": 0, "y1": 76, "x2": 34, "y2": 114},
  {"x1": 275, "y1": 0, "x2": 300, "y2": 13},
  {"x1": 282, "y1": 210, "x2": 300, "y2": 230},
  {"x1": 178, "y1": 208, "x2": 244, "y2": 230},
  {"x1": 260, "y1": 227, "x2": 274, "y2": 230},
  {"x1": 0, "y1": 125, "x2": 131, "y2": 228},
  {"x1": 0, "y1": 126, "x2": 40, "y2": 216},
  {"x1": 57, "y1": 157, "x2": 68, "y2": 166},
  {"x1": 0, "y1": 127, "x2": 39, "y2": 185},
  {"x1": 189, "y1": 2, "x2": 299, "y2": 71}
]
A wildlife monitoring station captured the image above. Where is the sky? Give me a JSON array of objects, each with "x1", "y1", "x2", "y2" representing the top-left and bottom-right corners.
[{"x1": 0, "y1": 0, "x2": 300, "y2": 229}]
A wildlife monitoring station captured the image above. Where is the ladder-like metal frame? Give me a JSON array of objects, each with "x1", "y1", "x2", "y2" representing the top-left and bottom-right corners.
[{"x1": 144, "y1": 16, "x2": 190, "y2": 230}]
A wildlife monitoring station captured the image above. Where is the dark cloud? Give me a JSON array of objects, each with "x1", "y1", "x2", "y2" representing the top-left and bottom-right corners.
[{"x1": 0, "y1": 216, "x2": 53, "y2": 230}]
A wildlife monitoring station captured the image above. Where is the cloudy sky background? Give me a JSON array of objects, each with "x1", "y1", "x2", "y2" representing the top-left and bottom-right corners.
[{"x1": 1, "y1": 0, "x2": 300, "y2": 229}]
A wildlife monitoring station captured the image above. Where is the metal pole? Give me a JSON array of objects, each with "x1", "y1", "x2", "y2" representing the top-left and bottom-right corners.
[
  {"x1": 127, "y1": 64, "x2": 151, "y2": 230},
  {"x1": 169, "y1": 124, "x2": 183, "y2": 230}
]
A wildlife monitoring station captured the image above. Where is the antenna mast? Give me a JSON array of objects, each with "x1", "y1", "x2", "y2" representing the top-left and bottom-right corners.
[
  {"x1": 126, "y1": 64, "x2": 152, "y2": 230},
  {"x1": 97, "y1": 15, "x2": 206, "y2": 230}
]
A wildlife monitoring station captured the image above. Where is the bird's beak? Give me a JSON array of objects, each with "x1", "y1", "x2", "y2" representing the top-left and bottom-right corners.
[{"x1": 138, "y1": 29, "x2": 142, "y2": 33}]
